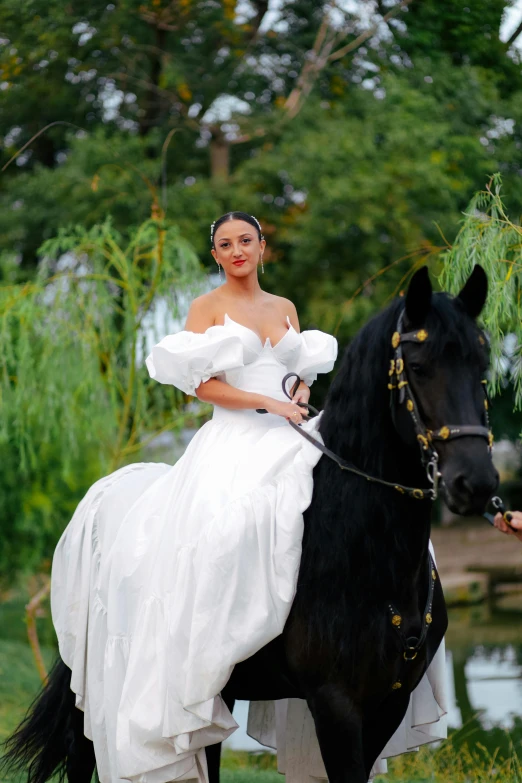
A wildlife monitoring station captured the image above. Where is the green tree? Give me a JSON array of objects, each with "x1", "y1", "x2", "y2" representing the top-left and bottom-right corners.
[
  {"x1": 0, "y1": 0, "x2": 413, "y2": 266},
  {"x1": 396, "y1": 0, "x2": 522, "y2": 87}
]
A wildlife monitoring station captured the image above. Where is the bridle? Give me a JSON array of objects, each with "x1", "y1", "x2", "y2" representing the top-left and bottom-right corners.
[
  {"x1": 258, "y1": 307, "x2": 494, "y2": 502},
  {"x1": 386, "y1": 308, "x2": 493, "y2": 500}
]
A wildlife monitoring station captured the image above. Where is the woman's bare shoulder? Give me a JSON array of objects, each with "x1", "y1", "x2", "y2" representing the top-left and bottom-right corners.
[
  {"x1": 270, "y1": 295, "x2": 299, "y2": 331},
  {"x1": 184, "y1": 292, "x2": 221, "y2": 332}
]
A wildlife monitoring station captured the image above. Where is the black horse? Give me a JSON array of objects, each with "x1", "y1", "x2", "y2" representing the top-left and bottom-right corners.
[{"x1": 2, "y1": 266, "x2": 499, "y2": 783}]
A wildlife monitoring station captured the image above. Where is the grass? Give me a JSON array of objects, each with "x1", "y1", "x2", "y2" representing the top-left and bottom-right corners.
[{"x1": 219, "y1": 742, "x2": 522, "y2": 782}]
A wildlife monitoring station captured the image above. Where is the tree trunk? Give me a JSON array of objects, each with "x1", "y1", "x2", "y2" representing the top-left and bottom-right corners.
[
  {"x1": 138, "y1": 27, "x2": 166, "y2": 140},
  {"x1": 210, "y1": 130, "x2": 230, "y2": 182}
]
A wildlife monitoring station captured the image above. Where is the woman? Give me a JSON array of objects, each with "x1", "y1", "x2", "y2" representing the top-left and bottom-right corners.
[{"x1": 50, "y1": 212, "x2": 338, "y2": 783}]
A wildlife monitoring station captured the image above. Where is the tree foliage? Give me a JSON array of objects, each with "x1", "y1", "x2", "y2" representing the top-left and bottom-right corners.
[
  {"x1": 0, "y1": 213, "x2": 205, "y2": 473},
  {"x1": 0, "y1": 211, "x2": 208, "y2": 579}
]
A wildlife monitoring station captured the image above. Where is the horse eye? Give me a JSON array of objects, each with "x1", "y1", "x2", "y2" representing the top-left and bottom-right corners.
[{"x1": 409, "y1": 363, "x2": 424, "y2": 375}]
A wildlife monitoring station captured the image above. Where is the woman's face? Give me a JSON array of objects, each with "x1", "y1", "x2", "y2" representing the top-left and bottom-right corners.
[{"x1": 211, "y1": 219, "x2": 266, "y2": 276}]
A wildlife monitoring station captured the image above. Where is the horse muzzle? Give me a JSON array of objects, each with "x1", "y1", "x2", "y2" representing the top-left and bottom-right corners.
[{"x1": 439, "y1": 448, "x2": 499, "y2": 516}]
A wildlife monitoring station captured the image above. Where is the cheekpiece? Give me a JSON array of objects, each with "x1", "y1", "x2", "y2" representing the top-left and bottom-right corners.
[{"x1": 389, "y1": 306, "x2": 494, "y2": 475}]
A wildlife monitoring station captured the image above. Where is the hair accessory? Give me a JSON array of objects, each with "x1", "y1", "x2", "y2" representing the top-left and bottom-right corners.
[
  {"x1": 210, "y1": 220, "x2": 217, "y2": 243},
  {"x1": 250, "y1": 215, "x2": 264, "y2": 237}
]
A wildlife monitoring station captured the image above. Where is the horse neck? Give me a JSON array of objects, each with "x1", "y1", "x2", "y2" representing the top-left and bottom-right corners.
[
  {"x1": 314, "y1": 308, "x2": 433, "y2": 600},
  {"x1": 321, "y1": 305, "x2": 428, "y2": 488}
]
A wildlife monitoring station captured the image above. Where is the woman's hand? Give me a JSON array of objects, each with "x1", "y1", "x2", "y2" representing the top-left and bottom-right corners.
[
  {"x1": 264, "y1": 398, "x2": 309, "y2": 424},
  {"x1": 494, "y1": 510, "x2": 522, "y2": 542},
  {"x1": 292, "y1": 382, "x2": 310, "y2": 405}
]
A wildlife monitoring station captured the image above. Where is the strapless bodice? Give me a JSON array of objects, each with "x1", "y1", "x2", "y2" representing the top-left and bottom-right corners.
[{"x1": 212, "y1": 314, "x2": 302, "y2": 401}]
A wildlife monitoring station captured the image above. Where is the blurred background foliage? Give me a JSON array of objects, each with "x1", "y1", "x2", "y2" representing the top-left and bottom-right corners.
[{"x1": 1, "y1": 0, "x2": 522, "y2": 581}]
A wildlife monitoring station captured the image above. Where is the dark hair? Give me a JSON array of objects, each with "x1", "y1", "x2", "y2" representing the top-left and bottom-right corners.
[{"x1": 210, "y1": 211, "x2": 264, "y2": 248}]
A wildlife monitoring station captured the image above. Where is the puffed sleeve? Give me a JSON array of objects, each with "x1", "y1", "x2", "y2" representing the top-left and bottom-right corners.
[
  {"x1": 145, "y1": 325, "x2": 244, "y2": 396},
  {"x1": 289, "y1": 330, "x2": 338, "y2": 386}
]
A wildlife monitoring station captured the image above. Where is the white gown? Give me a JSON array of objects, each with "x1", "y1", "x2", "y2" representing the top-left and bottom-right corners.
[{"x1": 50, "y1": 313, "x2": 447, "y2": 783}]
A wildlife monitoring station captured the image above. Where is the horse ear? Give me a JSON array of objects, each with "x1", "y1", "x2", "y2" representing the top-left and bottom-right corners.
[
  {"x1": 457, "y1": 265, "x2": 488, "y2": 319},
  {"x1": 405, "y1": 266, "x2": 432, "y2": 325}
]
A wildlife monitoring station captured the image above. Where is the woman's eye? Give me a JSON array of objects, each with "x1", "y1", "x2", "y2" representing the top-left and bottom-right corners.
[{"x1": 242, "y1": 238, "x2": 251, "y2": 244}]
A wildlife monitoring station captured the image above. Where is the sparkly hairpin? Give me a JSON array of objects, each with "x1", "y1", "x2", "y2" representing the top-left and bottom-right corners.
[
  {"x1": 250, "y1": 215, "x2": 264, "y2": 238},
  {"x1": 210, "y1": 220, "x2": 216, "y2": 243}
]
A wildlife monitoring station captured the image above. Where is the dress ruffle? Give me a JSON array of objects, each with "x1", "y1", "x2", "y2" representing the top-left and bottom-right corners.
[
  {"x1": 145, "y1": 327, "x2": 245, "y2": 396},
  {"x1": 287, "y1": 329, "x2": 339, "y2": 386}
]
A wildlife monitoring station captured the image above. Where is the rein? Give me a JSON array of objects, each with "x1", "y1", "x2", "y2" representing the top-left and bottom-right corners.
[{"x1": 258, "y1": 307, "x2": 494, "y2": 503}]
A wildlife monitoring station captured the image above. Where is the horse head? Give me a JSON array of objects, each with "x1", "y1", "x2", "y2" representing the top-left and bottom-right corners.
[{"x1": 395, "y1": 265, "x2": 499, "y2": 515}]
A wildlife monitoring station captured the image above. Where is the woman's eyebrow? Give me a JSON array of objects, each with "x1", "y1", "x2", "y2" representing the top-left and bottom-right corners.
[{"x1": 218, "y1": 233, "x2": 254, "y2": 241}]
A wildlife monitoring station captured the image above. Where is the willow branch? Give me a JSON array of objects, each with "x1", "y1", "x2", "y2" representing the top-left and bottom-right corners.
[{"x1": 506, "y1": 17, "x2": 522, "y2": 48}]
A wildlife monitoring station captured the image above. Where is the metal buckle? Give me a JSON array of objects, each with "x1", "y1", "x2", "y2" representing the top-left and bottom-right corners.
[
  {"x1": 426, "y1": 452, "x2": 442, "y2": 501},
  {"x1": 404, "y1": 636, "x2": 420, "y2": 661}
]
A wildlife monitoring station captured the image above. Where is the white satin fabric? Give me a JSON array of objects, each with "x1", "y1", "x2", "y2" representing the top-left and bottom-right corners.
[{"x1": 51, "y1": 314, "x2": 446, "y2": 783}]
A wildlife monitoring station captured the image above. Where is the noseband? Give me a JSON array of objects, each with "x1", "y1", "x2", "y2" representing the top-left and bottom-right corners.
[{"x1": 264, "y1": 307, "x2": 494, "y2": 502}]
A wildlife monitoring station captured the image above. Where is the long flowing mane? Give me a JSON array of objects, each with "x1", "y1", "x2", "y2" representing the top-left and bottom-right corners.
[{"x1": 291, "y1": 291, "x2": 485, "y2": 665}]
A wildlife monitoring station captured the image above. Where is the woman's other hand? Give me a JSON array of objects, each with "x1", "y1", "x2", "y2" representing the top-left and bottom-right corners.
[
  {"x1": 292, "y1": 382, "x2": 310, "y2": 406},
  {"x1": 494, "y1": 510, "x2": 522, "y2": 542}
]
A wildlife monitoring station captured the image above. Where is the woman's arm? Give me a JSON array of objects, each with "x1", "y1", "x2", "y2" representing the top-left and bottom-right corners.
[{"x1": 195, "y1": 377, "x2": 272, "y2": 411}]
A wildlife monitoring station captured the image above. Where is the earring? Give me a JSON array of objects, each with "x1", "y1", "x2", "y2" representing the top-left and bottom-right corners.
[
  {"x1": 260, "y1": 254, "x2": 264, "y2": 274},
  {"x1": 217, "y1": 262, "x2": 222, "y2": 280}
]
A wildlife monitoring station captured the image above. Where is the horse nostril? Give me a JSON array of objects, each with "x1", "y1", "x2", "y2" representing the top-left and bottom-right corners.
[
  {"x1": 453, "y1": 473, "x2": 473, "y2": 497},
  {"x1": 452, "y1": 471, "x2": 499, "y2": 500}
]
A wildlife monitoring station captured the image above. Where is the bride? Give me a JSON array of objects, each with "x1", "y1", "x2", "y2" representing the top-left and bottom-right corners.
[{"x1": 50, "y1": 211, "x2": 339, "y2": 783}]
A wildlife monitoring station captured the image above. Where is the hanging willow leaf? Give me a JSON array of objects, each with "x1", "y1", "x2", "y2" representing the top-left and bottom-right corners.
[
  {"x1": 438, "y1": 173, "x2": 522, "y2": 409},
  {"x1": 0, "y1": 215, "x2": 206, "y2": 477}
]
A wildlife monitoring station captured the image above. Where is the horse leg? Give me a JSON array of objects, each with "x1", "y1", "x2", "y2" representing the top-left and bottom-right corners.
[
  {"x1": 307, "y1": 685, "x2": 366, "y2": 783},
  {"x1": 361, "y1": 690, "x2": 411, "y2": 779},
  {"x1": 205, "y1": 692, "x2": 236, "y2": 783},
  {"x1": 65, "y1": 702, "x2": 96, "y2": 783}
]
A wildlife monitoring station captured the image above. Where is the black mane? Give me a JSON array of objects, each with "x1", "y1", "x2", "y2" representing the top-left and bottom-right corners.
[{"x1": 292, "y1": 290, "x2": 485, "y2": 666}]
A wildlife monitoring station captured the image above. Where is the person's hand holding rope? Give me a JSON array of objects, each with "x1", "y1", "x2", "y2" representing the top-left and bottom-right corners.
[{"x1": 494, "y1": 510, "x2": 522, "y2": 542}]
